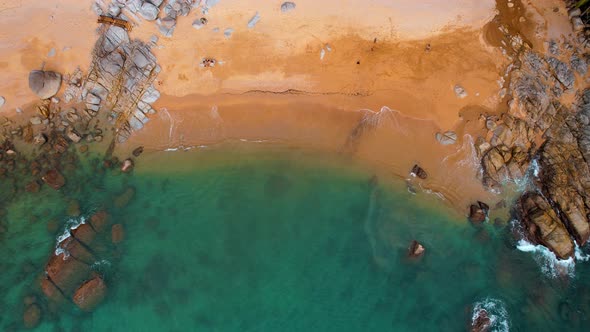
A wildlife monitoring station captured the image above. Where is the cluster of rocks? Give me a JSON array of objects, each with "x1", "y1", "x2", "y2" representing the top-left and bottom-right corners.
[
  {"x1": 96, "y1": 0, "x2": 200, "y2": 37},
  {"x1": 37, "y1": 210, "x2": 124, "y2": 326},
  {"x1": 82, "y1": 23, "x2": 161, "y2": 142},
  {"x1": 474, "y1": 14, "x2": 590, "y2": 258}
]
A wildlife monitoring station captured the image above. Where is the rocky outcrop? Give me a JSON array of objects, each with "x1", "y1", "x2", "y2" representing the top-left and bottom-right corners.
[
  {"x1": 28, "y1": 70, "x2": 62, "y2": 99},
  {"x1": 475, "y1": 19, "x2": 590, "y2": 259},
  {"x1": 40, "y1": 211, "x2": 119, "y2": 313},
  {"x1": 519, "y1": 192, "x2": 575, "y2": 259},
  {"x1": 83, "y1": 25, "x2": 161, "y2": 142},
  {"x1": 469, "y1": 201, "x2": 490, "y2": 223}
]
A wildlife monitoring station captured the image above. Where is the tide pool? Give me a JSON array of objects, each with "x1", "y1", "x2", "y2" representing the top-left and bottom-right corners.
[{"x1": 1, "y1": 144, "x2": 590, "y2": 331}]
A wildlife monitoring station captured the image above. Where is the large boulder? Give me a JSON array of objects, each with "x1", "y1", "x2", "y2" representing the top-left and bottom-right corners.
[
  {"x1": 469, "y1": 201, "x2": 489, "y2": 223},
  {"x1": 471, "y1": 308, "x2": 491, "y2": 332},
  {"x1": 139, "y1": 2, "x2": 159, "y2": 20},
  {"x1": 44, "y1": 253, "x2": 92, "y2": 297},
  {"x1": 519, "y1": 192, "x2": 575, "y2": 259},
  {"x1": 73, "y1": 276, "x2": 107, "y2": 312},
  {"x1": 28, "y1": 70, "x2": 62, "y2": 99}
]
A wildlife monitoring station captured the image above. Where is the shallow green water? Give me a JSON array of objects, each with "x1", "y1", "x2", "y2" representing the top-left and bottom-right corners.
[{"x1": 2, "y1": 145, "x2": 590, "y2": 331}]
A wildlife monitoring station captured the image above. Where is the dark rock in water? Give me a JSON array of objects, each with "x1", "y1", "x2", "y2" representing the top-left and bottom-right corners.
[
  {"x1": 111, "y1": 224, "x2": 125, "y2": 244},
  {"x1": 471, "y1": 308, "x2": 491, "y2": 332},
  {"x1": 469, "y1": 201, "x2": 489, "y2": 223},
  {"x1": 408, "y1": 240, "x2": 425, "y2": 257},
  {"x1": 46, "y1": 219, "x2": 59, "y2": 234},
  {"x1": 43, "y1": 253, "x2": 92, "y2": 298},
  {"x1": 411, "y1": 164, "x2": 428, "y2": 179},
  {"x1": 132, "y1": 146, "x2": 144, "y2": 157},
  {"x1": 121, "y1": 158, "x2": 134, "y2": 173},
  {"x1": 519, "y1": 192, "x2": 574, "y2": 259},
  {"x1": 72, "y1": 276, "x2": 107, "y2": 312},
  {"x1": 23, "y1": 303, "x2": 42, "y2": 329},
  {"x1": 22, "y1": 125, "x2": 33, "y2": 143},
  {"x1": 42, "y1": 169, "x2": 65, "y2": 190},
  {"x1": 28, "y1": 70, "x2": 62, "y2": 99},
  {"x1": 114, "y1": 187, "x2": 135, "y2": 208}
]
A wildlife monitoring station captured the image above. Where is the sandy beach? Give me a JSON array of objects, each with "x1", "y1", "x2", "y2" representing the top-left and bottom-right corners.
[{"x1": 0, "y1": 0, "x2": 581, "y2": 214}]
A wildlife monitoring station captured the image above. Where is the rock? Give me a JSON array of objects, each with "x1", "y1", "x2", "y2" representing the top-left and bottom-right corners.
[
  {"x1": 157, "y1": 16, "x2": 177, "y2": 37},
  {"x1": 139, "y1": 2, "x2": 159, "y2": 20},
  {"x1": 435, "y1": 131, "x2": 458, "y2": 145},
  {"x1": 453, "y1": 84, "x2": 467, "y2": 98},
  {"x1": 108, "y1": 4, "x2": 121, "y2": 17},
  {"x1": 133, "y1": 51, "x2": 150, "y2": 68},
  {"x1": 111, "y1": 224, "x2": 125, "y2": 244},
  {"x1": 22, "y1": 125, "x2": 33, "y2": 143},
  {"x1": 30, "y1": 117, "x2": 42, "y2": 125},
  {"x1": 114, "y1": 187, "x2": 135, "y2": 208},
  {"x1": 79, "y1": 145, "x2": 88, "y2": 153},
  {"x1": 28, "y1": 70, "x2": 62, "y2": 99},
  {"x1": 121, "y1": 159, "x2": 134, "y2": 173},
  {"x1": 44, "y1": 253, "x2": 92, "y2": 297},
  {"x1": 471, "y1": 308, "x2": 491, "y2": 332},
  {"x1": 148, "y1": 0, "x2": 164, "y2": 6},
  {"x1": 408, "y1": 240, "x2": 425, "y2": 257},
  {"x1": 23, "y1": 303, "x2": 42, "y2": 329},
  {"x1": 569, "y1": 8, "x2": 582, "y2": 18},
  {"x1": 572, "y1": 16, "x2": 584, "y2": 32},
  {"x1": 410, "y1": 164, "x2": 428, "y2": 179},
  {"x1": 0, "y1": 96, "x2": 5, "y2": 108},
  {"x1": 192, "y1": 17, "x2": 207, "y2": 29},
  {"x1": 89, "y1": 211, "x2": 109, "y2": 233},
  {"x1": 519, "y1": 192, "x2": 575, "y2": 259},
  {"x1": 469, "y1": 201, "x2": 489, "y2": 223},
  {"x1": 85, "y1": 93, "x2": 101, "y2": 105},
  {"x1": 281, "y1": 2, "x2": 296, "y2": 13},
  {"x1": 132, "y1": 146, "x2": 144, "y2": 157},
  {"x1": 67, "y1": 130, "x2": 82, "y2": 143},
  {"x1": 72, "y1": 276, "x2": 107, "y2": 312},
  {"x1": 247, "y1": 12, "x2": 260, "y2": 28},
  {"x1": 547, "y1": 57, "x2": 574, "y2": 89},
  {"x1": 42, "y1": 170, "x2": 65, "y2": 190}
]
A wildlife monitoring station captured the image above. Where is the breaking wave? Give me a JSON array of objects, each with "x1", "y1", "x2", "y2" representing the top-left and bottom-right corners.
[
  {"x1": 54, "y1": 216, "x2": 87, "y2": 258},
  {"x1": 471, "y1": 298, "x2": 510, "y2": 332}
]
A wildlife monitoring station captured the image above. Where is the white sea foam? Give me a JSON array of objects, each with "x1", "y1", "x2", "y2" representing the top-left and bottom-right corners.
[
  {"x1": 471, "y1": 298, "x2": 510, "y2": 332},
  {"x1": 510, "y1": 218, "x2": 590, "y2": 278},
  {"x1": 54, "y1": 216, "x2": 86, "y2": 258},
  {"x1": 516, "y1": 239, "x2": 575, "y2": 278},
  {"x1": 164, "y1": 145, "x2": 196, "y2": 152}
]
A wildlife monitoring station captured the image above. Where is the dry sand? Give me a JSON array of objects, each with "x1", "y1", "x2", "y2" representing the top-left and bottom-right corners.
[{"x1": 0, "y1": 0, "x2": 578, "y2": 214}]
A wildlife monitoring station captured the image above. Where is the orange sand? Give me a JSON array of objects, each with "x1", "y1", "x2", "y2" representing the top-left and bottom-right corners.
[{"x1": 0, "y1": 0, "x2": 578, "y2": 215}]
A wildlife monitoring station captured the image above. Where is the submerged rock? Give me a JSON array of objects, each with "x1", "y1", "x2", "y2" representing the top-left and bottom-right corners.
[
  {"x1": 73, "y1": 276, "x2": 107, "y2": 312},
  {"x1": 112, "y1": 224, "x2": 125, "y2": 244},
  {"x1": 23, "y1": 303, "x2": 42, "y2": 329},
  {"x1": 42, "y1": 169, "x2": 65, "y2": 190},
  {"x1": 114, "y1": 187, "x2": 135, "y2": 208},
  {"x1": 28, "y1": 70, "x2": 62, "y2": 99}
]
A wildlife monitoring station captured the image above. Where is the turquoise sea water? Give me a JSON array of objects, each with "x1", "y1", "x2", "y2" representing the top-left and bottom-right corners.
[{"x1": 2, "y1": 144, "x2": 590, "y2": 331}]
